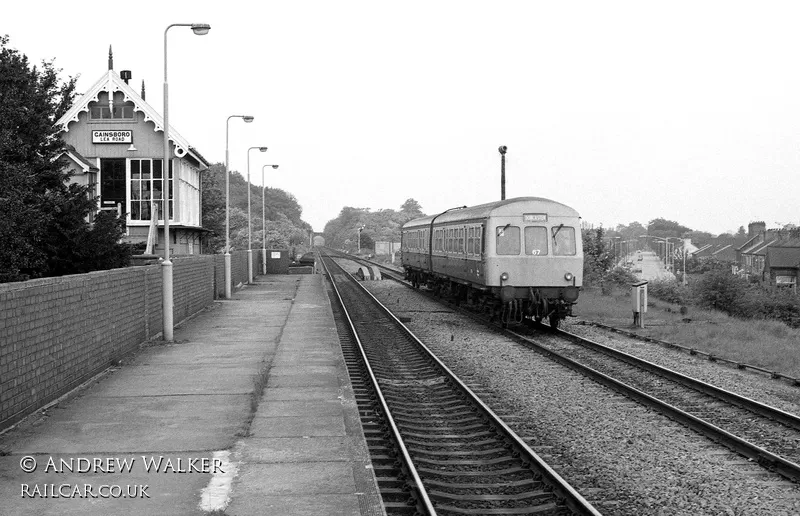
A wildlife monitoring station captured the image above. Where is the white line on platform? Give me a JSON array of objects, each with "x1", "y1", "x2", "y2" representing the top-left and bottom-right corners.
[{"x1": 199, "y1": 450, "x2": 238, "y2": 512}]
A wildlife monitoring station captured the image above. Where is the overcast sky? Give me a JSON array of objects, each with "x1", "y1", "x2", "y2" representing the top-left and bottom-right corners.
[{"x1": 6, "y1": 1, "x2": 800, "y2": 234}]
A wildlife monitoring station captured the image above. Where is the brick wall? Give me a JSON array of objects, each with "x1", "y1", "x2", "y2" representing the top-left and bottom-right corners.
[
  {"x1": 211, "y1": 250, "x2": 261, "y2": 299},
  {"x1": 0, "y1": 252, "x2": 249, "y2": 430}
]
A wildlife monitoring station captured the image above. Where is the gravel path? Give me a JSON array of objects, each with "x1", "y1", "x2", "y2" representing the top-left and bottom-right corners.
[{"x1": 338, "y1": 262, "x2": 800, "y2": 515}]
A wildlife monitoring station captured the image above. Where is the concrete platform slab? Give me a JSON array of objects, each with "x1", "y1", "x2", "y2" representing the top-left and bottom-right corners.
[
  {"x1": 266, "y1": 372, "x2": 340, "y2": 388},
  {"x1": 254, "y1": 400, "x2": 344, "y2": 417},
  {"x1": 3, "y1": 394, "x2": 251, "y2": 453},
  {"x1": 79, "y1": 366, "x2": 258, "y2": 397},
  {"x1": 236, "y1": 436, "x2": 367, "y2": 463},
  {"x1": 262, "y1": 387, "x2": 342, "y2": 401},
  {"x1": 232, "y1": 462, "x2": 357, "y2": 495},
  {"x1": 249, "y1": 415, "x2": 346, "y2": 438},
  {"x1": 228, "y1": 494, "x2": 363, "y2": 516}
]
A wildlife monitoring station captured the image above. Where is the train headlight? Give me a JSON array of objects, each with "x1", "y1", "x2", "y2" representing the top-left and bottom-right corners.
[
  {"x1": 500, "y1": 272, "x2": 509, "y2": 282},
  {"x1": 564, "y1": 272, "x2": 574, "y2": 282}
]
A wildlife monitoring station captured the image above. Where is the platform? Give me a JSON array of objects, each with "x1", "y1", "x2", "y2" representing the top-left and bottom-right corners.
[{"x1": 0, "y1": 274, "x2": 384, "y2": 516}]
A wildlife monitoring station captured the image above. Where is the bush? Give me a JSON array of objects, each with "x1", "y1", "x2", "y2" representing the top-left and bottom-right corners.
[
  {"x1": 647, "y1": 279, "x2": 690, "y2": 305},
  {"x1": 691, "y1": 269, "x2": 748, "y2": 316},
  {"x1": 739, "y1": 287, "x2": 800, "y2": 328},
  {"x1": 596, "y1": 267, "x2": 639, "y2": 295}
]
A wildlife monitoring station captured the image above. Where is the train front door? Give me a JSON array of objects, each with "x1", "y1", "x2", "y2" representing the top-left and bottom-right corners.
[{"x1": 100, "y1": 158, "x2": 126, "y2": 216}]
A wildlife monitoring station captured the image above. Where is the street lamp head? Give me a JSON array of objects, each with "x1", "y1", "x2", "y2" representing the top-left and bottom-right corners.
[
  {"x1": 258, "y1": 147, "x2": 268, "y2": 152},
  {"x1": 271, "y1": 165, "x2": 279, "y2": 169},
  {"x1": 191, "y1": 24, "x2": 211, "y2": 35},
  {"x1": 243, "y1": 116, "x2": 255, "y2": 123}
]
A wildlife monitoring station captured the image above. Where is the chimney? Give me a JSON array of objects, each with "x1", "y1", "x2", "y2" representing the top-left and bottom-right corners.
[
  {"x1": 748, "y1": 221, "x2": 766, "y2": 238},
  {"x1": 120, "y1": 70, "x2": 132, "y2": 84}
]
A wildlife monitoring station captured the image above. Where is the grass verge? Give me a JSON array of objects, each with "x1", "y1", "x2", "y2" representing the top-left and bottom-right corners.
[{"x1": 574, "y1": 286, "x2": 800, "y2": 378}]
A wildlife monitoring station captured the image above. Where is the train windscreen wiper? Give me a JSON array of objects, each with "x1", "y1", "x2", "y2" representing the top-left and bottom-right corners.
[{"x1": 552, "y1": 223, "x2": 564, "y2": 242}]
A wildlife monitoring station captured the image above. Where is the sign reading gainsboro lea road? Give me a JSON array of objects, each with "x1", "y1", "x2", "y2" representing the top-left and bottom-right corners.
[{"x1": 92, "y1": 130, "x2": 132, "y2": 143}]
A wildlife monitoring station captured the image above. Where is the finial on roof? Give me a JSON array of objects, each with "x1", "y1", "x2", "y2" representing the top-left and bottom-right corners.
[
  {"x1": 108, "y1": 45, "x2": 113, "y2": 70},
  {"x1": 141, "y1": 80, "x2": 146, "y2": 101}
]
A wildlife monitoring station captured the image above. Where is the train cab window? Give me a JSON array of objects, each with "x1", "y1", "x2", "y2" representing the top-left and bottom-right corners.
[
  {"x1": 496, "y1": 225, "x2": 520, "y2": 255},
  {"x1": 552, "y1": 225, "x2": 577, "y2": 256},
  {"x1": 524, "y1": 226, "x2": 548, "y2": 255}
]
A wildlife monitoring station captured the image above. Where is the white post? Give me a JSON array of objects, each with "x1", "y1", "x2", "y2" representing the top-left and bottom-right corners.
[
  {"x1": 224, "y1": 115, "x2": 254, "y2": 297},
  {"x1": 162, "y1": 26, "x2": 174, "y2": 342}
]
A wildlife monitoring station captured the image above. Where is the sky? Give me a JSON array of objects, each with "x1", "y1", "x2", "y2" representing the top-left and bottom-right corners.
[{"x1": 5, "y1": 1, "x2": 800, "y2": 234}]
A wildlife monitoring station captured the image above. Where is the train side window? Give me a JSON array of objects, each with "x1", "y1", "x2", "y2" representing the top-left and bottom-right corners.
[
  {"x1": 496, "y1": 225, "x2": 520, "y2": 255},
  {"x1": 459, "y1": 228, "x2": 464, "y2": 253},
  {"x1": 524, "y1": 226, "x2": 548, "y2": 255},
  {"x1": 552, "y1": 226, "x2": 577, "y2": 256},
  {"x1": 467, "y1": 227, "x2": 474, "y2": 255}
]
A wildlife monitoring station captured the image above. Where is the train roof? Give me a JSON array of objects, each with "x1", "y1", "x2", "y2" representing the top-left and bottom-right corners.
[{"x1": 403, "y1": 197, "x2": 580, "y2": 229}]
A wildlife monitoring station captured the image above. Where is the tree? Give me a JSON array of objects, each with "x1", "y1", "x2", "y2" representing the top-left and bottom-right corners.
[
  {"x1": 582, "y1": 226, "x2": 614, "y2": 287},
  {"x1": 646, "y1": 218, "x2": 692, "y2": 238},
  {"x1": 399, "y1": 198, "x2": 424, "y2": 221},
  {"x1": 322, "y1": 200, "x2": 421, "y2": 253},
  {"x1": 200, "y1": 162, "x2": 311, "y2": 253},
  {"x1": 0, "y1": 36, "x2": 129, "y2": 282}
]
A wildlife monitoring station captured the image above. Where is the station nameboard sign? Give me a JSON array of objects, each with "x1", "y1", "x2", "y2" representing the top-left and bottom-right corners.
[{"x1": 92, "y1": 130, "x2": 132, "y2": 143}]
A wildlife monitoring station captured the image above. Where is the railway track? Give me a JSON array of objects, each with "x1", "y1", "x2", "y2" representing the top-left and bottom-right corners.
[
  {"x1": 514, "y1": 328, "x2": 800, "y2": 483},
  {"x1": 320, "y1": 251, "x2": 601, "y2": 515},
  {"x1": 331, "y1": 250, "x2": 800, "y2": 484}
]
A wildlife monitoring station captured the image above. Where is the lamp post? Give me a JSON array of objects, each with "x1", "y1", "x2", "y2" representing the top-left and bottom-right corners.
[
  {"x1": 247, "y1": 146, "x2": 268, "y2": 284},
  {"x1": 640, "y1": 235, "x2": 678, "y2": 273},
  {"x1": 498, "y1": 145, "x2": 507, "y2": 200},
  {"x1": 224, "y1": 115, "x2": 255, "y2": 299},
  {"x1": 261, "y1": 164, "x2": 279, "y2": 274},
  {"x1": 161, "y1": 22, "x2": 210, "y2": 342}
]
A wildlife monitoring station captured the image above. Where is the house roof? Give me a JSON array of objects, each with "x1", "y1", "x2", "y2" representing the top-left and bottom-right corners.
[
  {"x1": 55, "y1": 70, "x2": 209, "y2": 168},
  {"x1": 692, "y1": 244, "x2": 713, "y2": 257},
  {"x1": 766, "y1": 247, "x2": 800, "y2": 269},
  {"x1": 711, "y1": 244, "x2": 732, "y2": 256},
  {"x1": 771, "y1": 237, "x2": 800, "y2": 248},
  {"x1": 747, "y1": 240, "x2": 774, "y2": 256}
]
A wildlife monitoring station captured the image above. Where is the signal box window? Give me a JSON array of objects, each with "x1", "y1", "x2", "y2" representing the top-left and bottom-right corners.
[
  {"x1": 552, "y1": 226, "x2": 576, "y2": 256},
  {"x1": 524, "y1": 226, "x2": 548, "y2": 255},
  {"x1": 90, "y1": 92, "x2": 135, "y2": 120},
  {"x1": 496, "y1": 225, "x2": 520, "y2": 255},
  {"x1": 130, "y1": 158, "x2": 173, "y2": 221}
]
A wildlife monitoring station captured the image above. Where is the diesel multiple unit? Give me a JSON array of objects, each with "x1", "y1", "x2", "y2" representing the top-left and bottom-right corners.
[{"x1": 401, "y1": 197, "x2": 583, "y2": 328}]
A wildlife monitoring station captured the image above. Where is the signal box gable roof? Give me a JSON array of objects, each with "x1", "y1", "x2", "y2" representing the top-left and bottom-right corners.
[
  {"x1": 61, "y1": 144, "x2": 98, "y2": 173},
  {"x1": 55, "y1": 70, "x2": 209, "y2": 168},
  {"x1": 403, "y1": 197, "x2": 580, "y2": 229}
]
